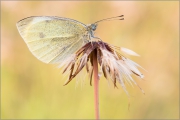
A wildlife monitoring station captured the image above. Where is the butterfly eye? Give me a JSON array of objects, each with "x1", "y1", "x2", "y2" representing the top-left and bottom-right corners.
[{"x1": 91, "y1": 24, "x2": 97, "y2": 31}]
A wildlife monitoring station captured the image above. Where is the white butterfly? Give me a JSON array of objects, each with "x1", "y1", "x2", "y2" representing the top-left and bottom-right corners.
[{"x1": 16, "y1": 16, "x2": 124, "y2": 64}]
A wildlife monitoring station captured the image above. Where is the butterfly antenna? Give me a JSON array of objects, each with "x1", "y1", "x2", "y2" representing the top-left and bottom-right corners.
[{"x1": 94, "y1": 15, "x2": 124, "y2": 24}]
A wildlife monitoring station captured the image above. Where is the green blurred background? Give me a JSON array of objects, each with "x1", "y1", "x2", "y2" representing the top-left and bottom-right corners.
[{"x1": 1, "y1": 1, "x2": 179, "y2": 119}]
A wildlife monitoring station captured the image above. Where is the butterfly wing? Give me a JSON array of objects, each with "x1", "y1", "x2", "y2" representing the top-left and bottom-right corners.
[{"x1": 17, "y1": 16, "x2": 88, "y2": 64}]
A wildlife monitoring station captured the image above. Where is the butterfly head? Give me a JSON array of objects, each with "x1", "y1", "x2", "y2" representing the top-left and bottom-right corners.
[
  {"x1": 90, "y1": 23, "x2": 98, "y2": 31},
  {"x1": 87, "y1": 23, "x2": 98, "y2": 32}
]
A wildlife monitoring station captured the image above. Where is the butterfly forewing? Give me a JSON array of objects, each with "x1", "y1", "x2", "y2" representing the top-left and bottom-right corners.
[{"x1": 16, "y1": 16, "x2": 88, "y2": 63}]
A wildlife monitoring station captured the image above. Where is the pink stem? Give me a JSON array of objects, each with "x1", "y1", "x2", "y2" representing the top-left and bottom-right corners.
[{"x1": 93, "y1": 50, "x2": 99, "y2": 120}]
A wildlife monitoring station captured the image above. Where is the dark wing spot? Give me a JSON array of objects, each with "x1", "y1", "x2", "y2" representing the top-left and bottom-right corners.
[
  {"x1": 45, "y1": 20, "x2": 50, "y2": 23},
  {"x1": 39, "y1": 32, "x2": 45, "y2": 38}
]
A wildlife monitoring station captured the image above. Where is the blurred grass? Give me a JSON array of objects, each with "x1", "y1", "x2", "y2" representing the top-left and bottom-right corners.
[{"x1": 1, "y1": 1, "x2": 179, "y2": 119}]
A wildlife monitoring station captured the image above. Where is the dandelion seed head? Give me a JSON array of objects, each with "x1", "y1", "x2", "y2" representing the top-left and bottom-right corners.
[{"x1": 61, "y1": 41, "x2": 145, "y2": 94}]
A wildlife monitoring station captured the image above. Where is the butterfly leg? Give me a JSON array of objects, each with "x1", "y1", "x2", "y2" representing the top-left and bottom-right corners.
[{"x1": 92, "y1": 36, "x2": 102, "y2": 42}]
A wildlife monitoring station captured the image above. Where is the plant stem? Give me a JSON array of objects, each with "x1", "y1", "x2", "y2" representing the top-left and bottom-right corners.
[{"x1": 93, "y1": 50, "x2": 99, "y2": 120}]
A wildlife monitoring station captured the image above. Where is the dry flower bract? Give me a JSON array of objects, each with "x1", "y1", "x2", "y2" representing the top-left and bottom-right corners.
[{"x1": 61, "y1": 41, "x2": 145, "y2": 95}]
